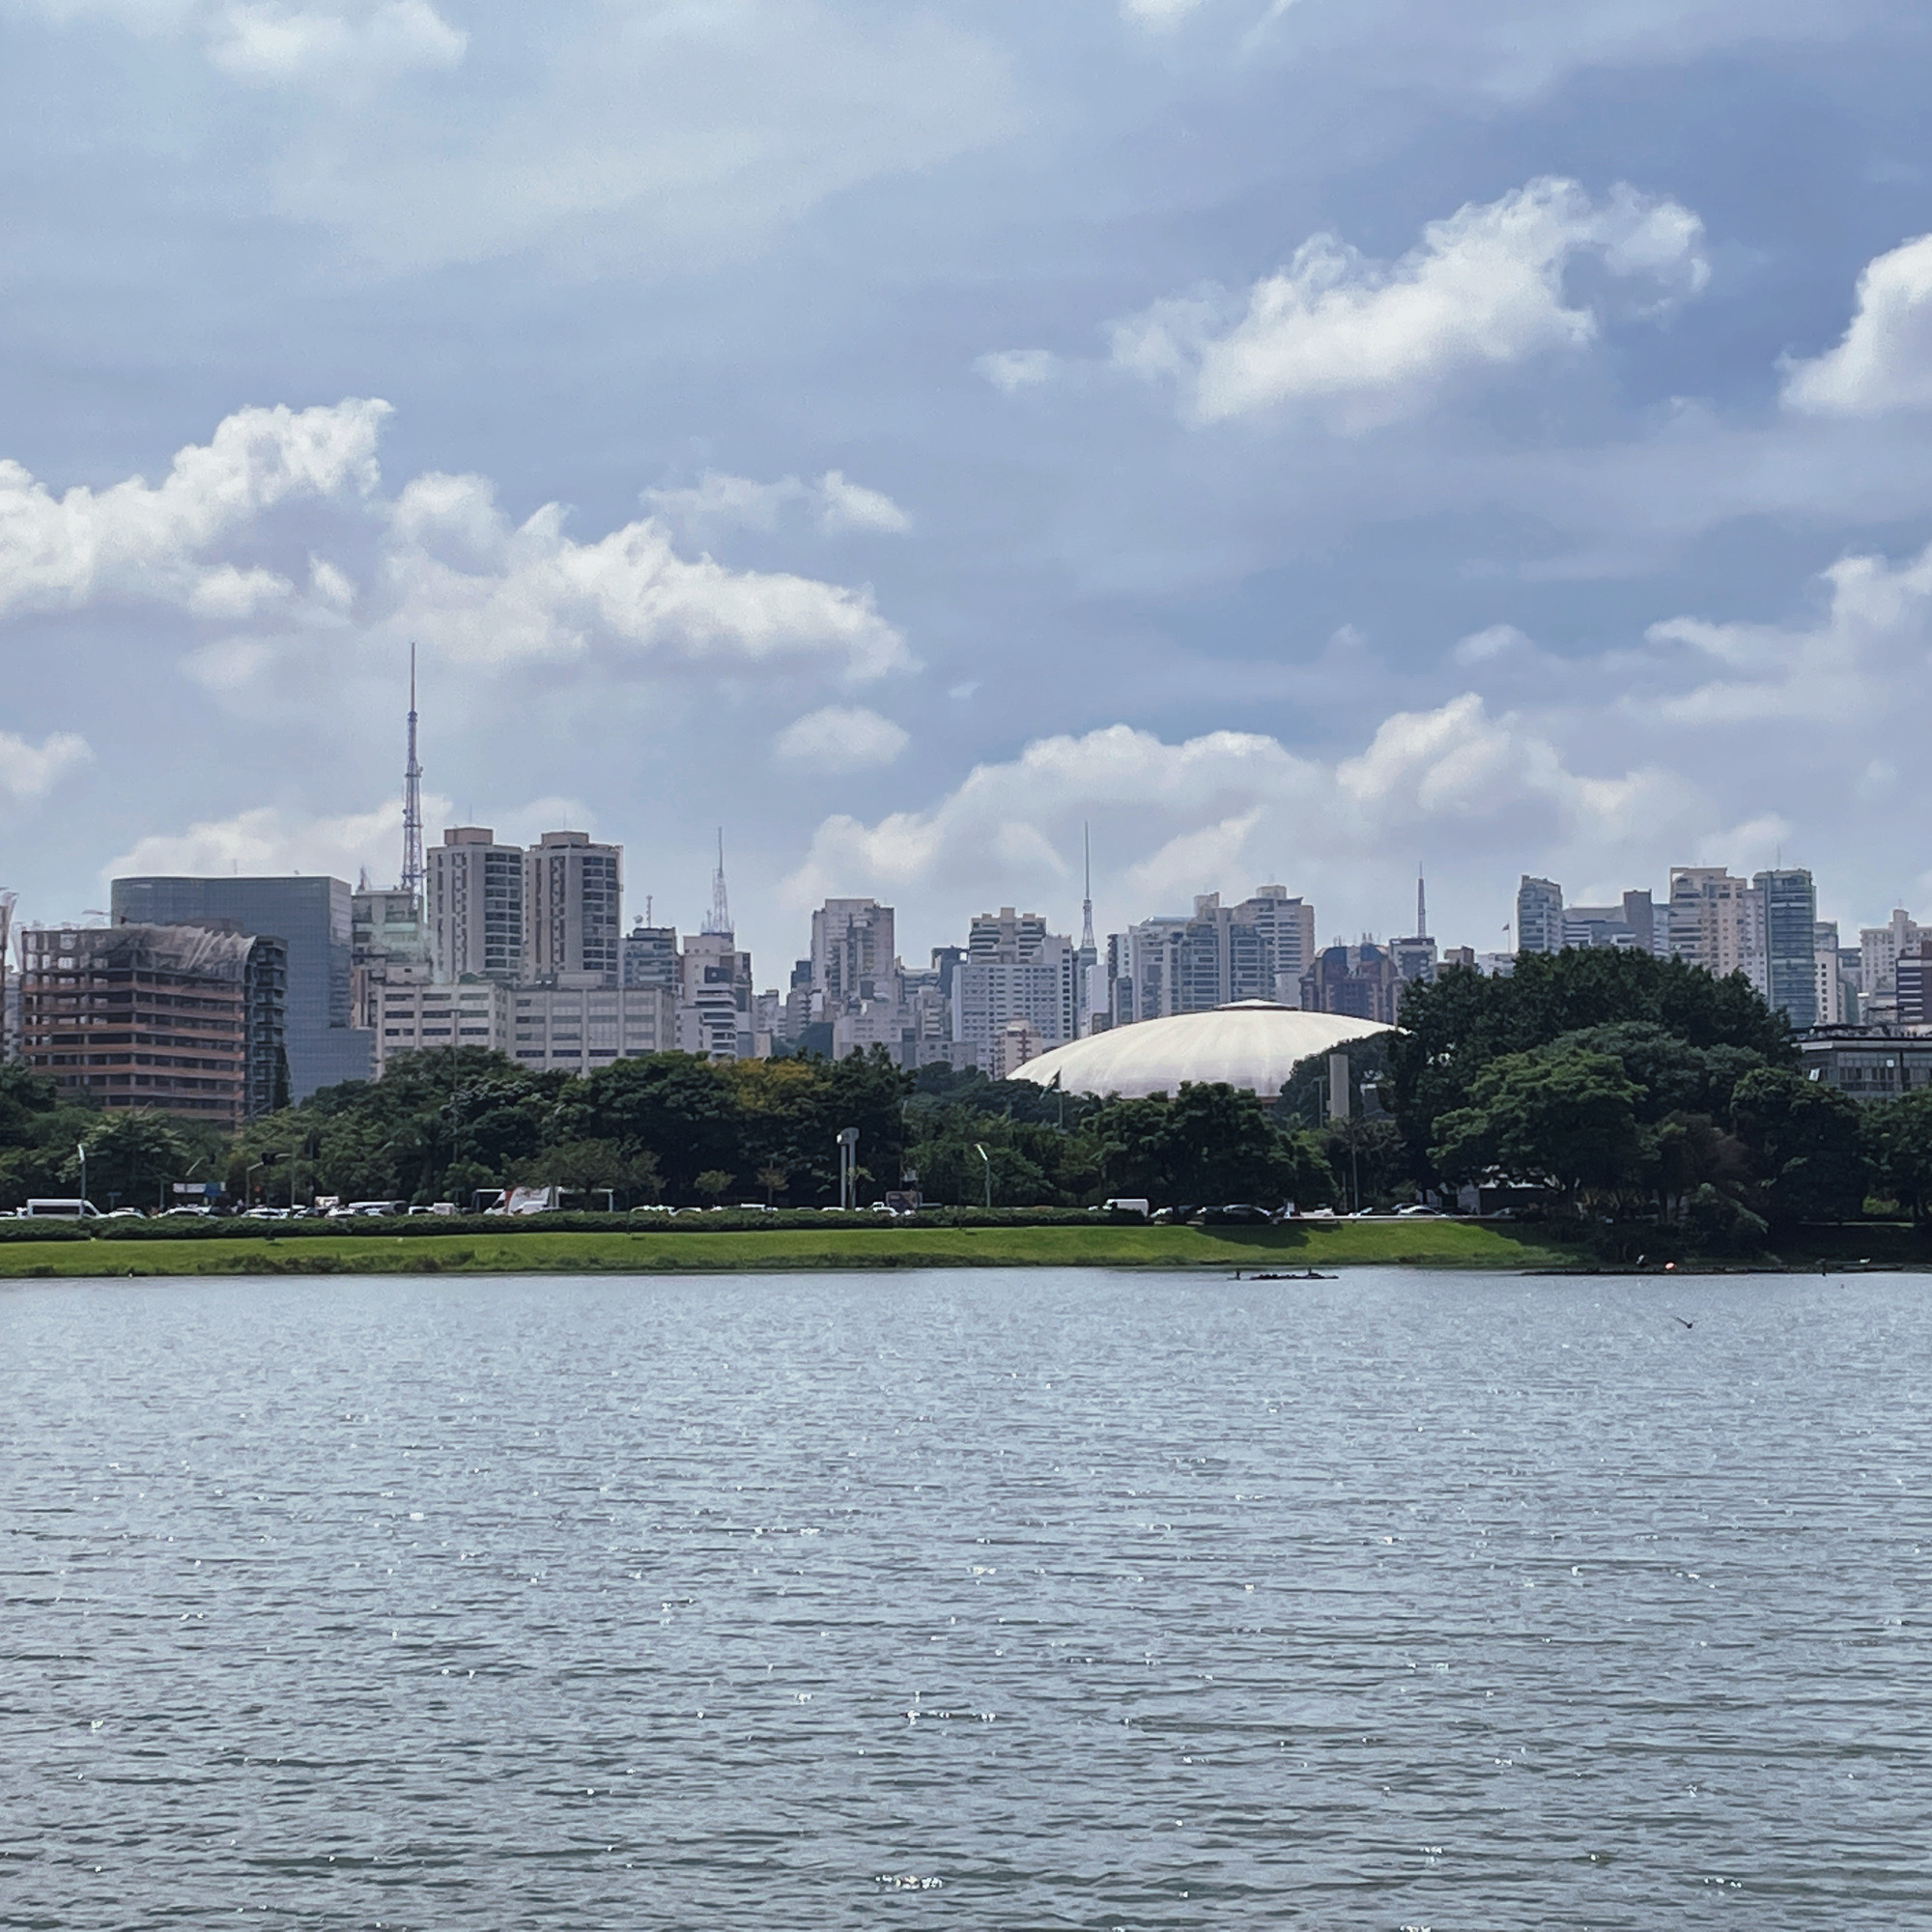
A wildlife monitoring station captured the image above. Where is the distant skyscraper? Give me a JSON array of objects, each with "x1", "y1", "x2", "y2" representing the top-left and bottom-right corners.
[
  {"x1": 526, "y1": 830, "x2": 622, "y2": 985},
  {"x1": 810, "y1": 898, "x2": 896, "y2": 1010},
  {"x1": 952, "y1": 907, "x2": 1076, "y2": 1056},
  {"x1": 429, "y1": 828, "x2": 526, "y2": 982},
  {"x1": 109, "y1": 873, "x2": 369, "y2": 1100},
  {"x1": 1515, "y1": 876, "x2": 1564, "y2": 954},
  {"x1": 1668, "y1": 867, "x2": 1761, "y2": 983},
  {"x1": 1754, "y1": 867, "x2": 1818, "y2": 1029}
]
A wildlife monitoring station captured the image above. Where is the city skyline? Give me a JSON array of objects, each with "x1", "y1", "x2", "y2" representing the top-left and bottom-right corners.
[{"x1": 3, "y1": 8, "x2": 1932, "y2": 982}]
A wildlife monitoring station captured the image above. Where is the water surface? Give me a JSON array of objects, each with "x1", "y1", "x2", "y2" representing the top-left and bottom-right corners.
[{"x1": 3, "y1": 1266, "x2": 1928, "y2": 1928}]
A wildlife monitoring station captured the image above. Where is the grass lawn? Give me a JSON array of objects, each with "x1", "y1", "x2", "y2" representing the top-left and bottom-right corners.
[{"x1": 0, "y1": 1219, "x2": 1579, "y2": 1278}]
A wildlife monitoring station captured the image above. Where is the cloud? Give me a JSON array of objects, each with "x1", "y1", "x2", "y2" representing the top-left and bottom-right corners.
[
  {"x1": 815, "y1": 470, "x2": 910, "y2": 535},
  {"x1": 1121, "y1": 0, "x2": 1211, "y2": 24},
  {"x1": 782, "y1": 697, "x2": 1694, "y2": 924},
  {"x1": 100, "y1": 791, "x2": 448, "y2": 886},
  {"x1": 0, "y1": 400, "x2": 910, "y2": 687},
  {"x1": 23, "y1": 0, "x2": 465, "y2": 86},
  {"x1": 975, "y1": 350, "x2": 1060, "y2": 394},
  {"x1": 1106, "y1": 178, "x2": 1709, "y2": 429},
  {"x1": 0, "y1": 400, "x2": 387, "y2": 619},
  {"x1": 1642, "y1": 539, "x2": 1932, "y2": 726},
  {"x1": 1781, "y1": 235, "x2": 1932, "y2": 416},
  {"x1": 643, "y1": 469, "x2": 909, "y2": 541},
  {"x1": 773, "y1": 705, "x2": 910, "y2": 772},
  {"x1": 0, "y1": 729, "x2": 92, "y2": 803}
]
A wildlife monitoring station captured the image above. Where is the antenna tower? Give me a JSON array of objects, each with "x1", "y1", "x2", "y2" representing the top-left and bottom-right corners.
[
  {"x1": 1080, "y1": 823, "x2": 1096, "y2": 954},
  {"x1": 703, "y1": 831, "x2": 732, "y2": 936},
  {"x1": 400, "y1": 643, "x2": 424, "y2": 900},
  {"x1": 1417, "y1": 869, "x2": 1427, "y2": 940}
]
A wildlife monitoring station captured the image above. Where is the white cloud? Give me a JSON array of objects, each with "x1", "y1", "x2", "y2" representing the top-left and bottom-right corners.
[
  {"x1": 1121, "y1": 0, "x2": 1211, "y2": 24},
  {"x1": 773, "y1": 705, "x2": 909, "y2": 772},
  {"x1": 0, "y1": 400, "x2": 910, "y2": 688},
  {"x1": 99, "y1": 791, "x2": 448, "y2": 886},
  {"x1": 783, "y1": 697, "x2": 1694, "y2": 923},
  {"x1": 975, "y1": 350, "x2": 1060, "y2": 394},
  {"x1": 1642, "y1": 540, "x2": 1932, "y2": 726},
  {"x1": 642, "y1": 469, "x2": 910, "y2": 540},
  {"x1": 0, "y1": 400, "x2": 387, "y2": 619},
  {"x1": 815, "y1": 470, "x2": 910, "y2": 535},
  {"x1": 0, "y1": 729, "x2": 92, "y2": 802},
  {"x1": 1107, "y1": 178, "x2": 1709, "y2": 429},
  {"x1": 23, "y1": 0, "x2": 465, "y2": 85},
  {"x1": 1781, "y1": 235, "x2": 1932, "y2": 416}
]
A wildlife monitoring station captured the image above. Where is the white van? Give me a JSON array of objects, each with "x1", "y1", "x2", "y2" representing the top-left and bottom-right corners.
[{"x1": 21, "y1": 1199, "x2": 101, "y2": 1219}]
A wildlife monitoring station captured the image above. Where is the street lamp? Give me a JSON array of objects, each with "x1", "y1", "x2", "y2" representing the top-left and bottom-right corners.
[
  {"x1": 974, "y1": 1142, "x2": 992, "y2": 1211},
  {"x1": 75, "y1": 1141, "x2": 88, "y2": 1212},
  {"x1": 836, "y1": 1126, "x2": 860, "y2": 1211}
]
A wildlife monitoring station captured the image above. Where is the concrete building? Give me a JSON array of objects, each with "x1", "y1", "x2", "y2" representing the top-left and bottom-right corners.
[
  {"x1": 1754, "y1": 867, "x2": 1818, "y2": 1029},
  {"x1": 17, "y1": 923, "x2": 274, "y2": 1128},
  {"x1": 810, "y1": 898, "x2": 896, "y2": 1012},
  {"x1": 352, "y1": 886, "x2": 432, "y2": 1031},
  {"x1": 621, "y1": 923, "x2": 678, "y2": 992},
  {"x1": 1103, "y1": 887, "x2": 1315, "y2": 1027},
  {"x1": 514, "y1": 983, "x2": 675, "y2": 1070},
  {"x1": 374, "y1": 979, "x2": 511, "y2": 1071},
  {"x1": 1796, "y1": 1026, "x2": 1932, "y2": 1101},
  {"x1": 952, "y1": 908, "x2": 1076, "y2": 1058},
  {"x1": 678, "y1": 929, "x2": 755, "y2": 1060},
  {"x1": 1896, "y1": 941, "x2": 1932, "y2": 1027},
  {"x1": 109, "y1": 874, "x2": 371, "y2": 1099},
  {"x1": 428, "y1": 828, "x2": 526, "y2": 982},
  {"x1": 1814, "y1": 922, "x2": 1852, "y2": 1027},
  {"x1": 526, "y1": 831, "x2": 621, "y2": 985},
  {"x1": 990, "y1": 1016, "x2": 1046, "y2": 1081},
  {"x1": 1859, "y1": 909, "x2": 1922, "y2": 1004},
  {"x1": 1560, "y1": 891, "x2": 1661, "y2": 952},
  {"x1": 1516, "y1": 876, "x2": 1564, "y2": 954},
  {"x1": 1667, "y1": 867, "x2": 1762, "y2": 983},
  {"x1": 1301, "y1": 942, "x2": 1406, "y2": 1026}
]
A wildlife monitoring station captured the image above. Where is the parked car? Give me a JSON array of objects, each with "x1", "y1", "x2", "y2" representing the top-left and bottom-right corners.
[
  {"x1": 1192, "y1": 1204, "x2": 1274, "y2": 1225},
  {"x1": 160, "y1": 1204, "x2": 213, "y2": 1219},
  {"x1": 1396, "y1": 1204, "x2": 1446, "y2": 1218},
  {"x1": 104, "y1": 1208, "x2": 146, "y2": 1219},
  {"x1": 20, "y1": 1198, "x2": 102, "y2": 1219}
]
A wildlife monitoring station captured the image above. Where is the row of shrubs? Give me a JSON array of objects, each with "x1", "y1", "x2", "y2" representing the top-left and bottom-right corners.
[{"x1": 0, "y1": 1205, "x2": 1152, "y2": 1242}]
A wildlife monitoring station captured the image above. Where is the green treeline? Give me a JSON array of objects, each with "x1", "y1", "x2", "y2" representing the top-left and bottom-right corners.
[{"x1": 4, "y1": 947, "x2": 1931, "y2": 1247}]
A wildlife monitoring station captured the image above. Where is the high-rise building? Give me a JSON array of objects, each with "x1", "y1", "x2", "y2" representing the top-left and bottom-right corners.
[
  {"x1": 1813, "y1": 922, "x2": 1853, "y2": 1027},
  {"x1": 1896, "y1": 941, "x2": 1932, "y2": 1027},
  {"x1": 1667, "y1": 868, "x2": 1761, "y2": 983},
  {"x1": 428, "y1": 828, "x2": 526, "y2": 983},
  {"x1": 1301, "y1": 943, "x2": 1404, "y2": 1026},
  {"x1": 952, "y1": 907, "x2": 1076, "y2": 1057},
  {"x1": 1860, "y1": 909, "x2": 1922, "y2": 1001},
  {"x1": 109, "y1": 874, "x2": 370, "y2": 1099},
  {"x1": 352, "y1": 885, "x2": 433, "y2": 1029},
  {"x1": 810, "y1": 898, "x2": 896, "y2": 1011},
  {"x1": 526, "y1": 831, "x2": 621, "y2": 985},
  {"x1": 1103, "y1": 887, "x2": 1316, "y2": 1027},
  {"x1": 1515, "y1": 877, "x2": 1564, "y2": 954},
  {"x1": 621, "y1": 923, "x2": 678, "y2": 992},
  {"x1": 678, "y1": 930, "x2": 754, "y2": 1060},
  {"x1": 17, "y1": 923, "x2": 280, "y2": 1129},
  {"x1": 1754, "y1": 868, "x2": 1818, "y2": 1029}
]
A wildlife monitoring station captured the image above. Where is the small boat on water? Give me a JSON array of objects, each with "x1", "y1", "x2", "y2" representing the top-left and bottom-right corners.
[{"x1": 1235, "y1": 1268, "x2": 1335, "y2": 1281}]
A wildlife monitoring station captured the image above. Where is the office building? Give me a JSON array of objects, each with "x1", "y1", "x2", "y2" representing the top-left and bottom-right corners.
[
  {"x1": 526, "y1": 830, "x2": 621, "y2": 985},
  {"x1": 17, "y1": 923, "x2": 276, "y2": 1128},
  {"x1": 1896, "y1": 942, "x2": 1932, "y2": 1027},
  {"x1": 1301, "y1": 942, "x2": 1405, "y2": 1026},
  {"x1": 514, "y1": 983, "x2": 676, "y2": 1069},
  {"x1": 621, "y1": 923, "x2": 678, "y2": 992},
  {"x1": 1560, "y1": 891, "x2": 1660, "y2": 952},
  {"x1": 352, "y1": 885, "x2": 432, "y2": 1029},
  {"x1": 1103, "y1": 888, "x2": 1316, "y2": 1027},
  {"x1": 678, "y1": 930, "x2": 755, "y2": 1060},
  {"x1": 374, "y1": 979, "x2": 510, "y2": 1072},
  {"x1": 1667, "y1": 868, "x2": 1762, "y2": 983},
  {"x1": 1516, "y1": 876, "x2": 1564, "y2": 954},
  {"x1": 1860, "y1": 909, "x2": 1922, "y2": 1002},
  {"x1": 1796, "y1": 1026, "x2": 1932, "y2": 1101},
  {"x1": 810, "y1": 898, "x2": 896, "y2": 1012},
  {"x1": 1754, "y1": 867, "x2": 1818, "y2": 1029},
  {"x1": 109, "y1": 874, "x2": 371, "y2": 1098}
]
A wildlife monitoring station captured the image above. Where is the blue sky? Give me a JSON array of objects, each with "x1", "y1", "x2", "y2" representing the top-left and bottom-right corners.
[{"x1": 4, "y1": 0, "x2": 1931, "y2": 975}]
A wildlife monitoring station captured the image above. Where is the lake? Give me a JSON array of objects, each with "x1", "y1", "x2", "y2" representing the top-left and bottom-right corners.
[{"x1": 3, "y1": 1267, "x2": 1927, "y2": 1928}]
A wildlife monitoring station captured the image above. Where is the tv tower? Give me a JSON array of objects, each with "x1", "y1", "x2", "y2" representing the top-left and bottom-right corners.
[
  {"x1": 1080, "y1": 822, "x2": 1096, "y2": 955},
  {"x1": 400, "y1": 643, "x2": 424, "y2": 901},
  {"x1": 1416, "y1": 868, "x2": 1428, "y2": 940},
  {"x1": 703, "y1": 830, "x2": 732, "y2": 935}
]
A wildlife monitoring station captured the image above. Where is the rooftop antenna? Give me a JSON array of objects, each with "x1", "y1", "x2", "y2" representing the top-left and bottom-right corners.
[
  {"x1": 400, "y1": 643, "x2": 424, "y2": 902},
  {"x1": 645, "y1": 895, "x2": 653, "y2": 926},
  {"x1": 1080, "y1": 822, "x2": 1096, "y2": 954},
  {"x1": 1417, "y1": 868, "x2": 1427, "y2": 940},
  {"x1": 703, "y1": 830, "x2": 731, "y2": 936}
]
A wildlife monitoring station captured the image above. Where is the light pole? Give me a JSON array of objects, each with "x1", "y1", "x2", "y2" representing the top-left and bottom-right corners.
[
  {"x1": 837, "y1": 1127, "x2": 860, "y2": 1210},
  {"x1": 75, "y1": 1142, "x2": 88, "y2": 1211},
  {"x1": 974, "y1": 1143, "x2": 992, "y2": 1211}
]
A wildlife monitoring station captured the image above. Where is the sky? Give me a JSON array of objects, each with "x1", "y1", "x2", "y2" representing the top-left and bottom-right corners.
[{"x1": 4, "y1": 0, "x2": 1932, "y2": 978}]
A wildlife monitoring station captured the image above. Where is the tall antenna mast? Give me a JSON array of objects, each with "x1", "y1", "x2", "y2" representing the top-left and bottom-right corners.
[
  {"x1": 1080, "y1": 822, "x2": 1095, "y2": 953},
  {"x1": 703, "y1": 830, "x2": 731, "y2": 936},
  {"x1": 400, "y1": 643, "x2": 424, "y2": 900},
  {"x1": 1417, "y1": 869, "x2": 1427, "y2": 939}
]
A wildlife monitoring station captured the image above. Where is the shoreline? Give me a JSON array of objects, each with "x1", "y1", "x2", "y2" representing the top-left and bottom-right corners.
[{"x1": 0, "y1": 1221, "x2": 1923, "y2": 1278}]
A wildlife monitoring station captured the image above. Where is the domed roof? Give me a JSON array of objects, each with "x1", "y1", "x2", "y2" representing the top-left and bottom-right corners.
[{"x1": 1008, "y1": 1001, "x2": 1392, "y2": 1100}]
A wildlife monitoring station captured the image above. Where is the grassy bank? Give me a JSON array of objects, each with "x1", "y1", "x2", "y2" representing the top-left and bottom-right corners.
[{"x1": 0, "y1": 1218, "x2": 1577, "y2": 1277}]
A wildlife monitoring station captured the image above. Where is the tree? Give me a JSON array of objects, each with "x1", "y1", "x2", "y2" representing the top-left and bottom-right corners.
[
  {"x1": 756, "y1": 1165, "x2": 788, "y2": 1208},
  {"x1": 66, "y1": 1109, "x2": 201, "y2": 1208},
  {"x1": 1863, "y1": 1089, "x2": 1932, "y2": 1224},
  {"x1": 1729, "y1": 1066, "x2": 1868, "y2": 1230},
  {"x1": 1091, "y1": 1083, "x2": 1333, "y2": 1208},
  {"x1": 1429, "y1": 1049, "x2": 1644, "y2": 1206}
]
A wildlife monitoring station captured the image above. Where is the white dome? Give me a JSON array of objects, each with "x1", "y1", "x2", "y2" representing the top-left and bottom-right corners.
[{"x1": 1008, "y1": 1001, "x2": 1392, "y2": 1100}]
